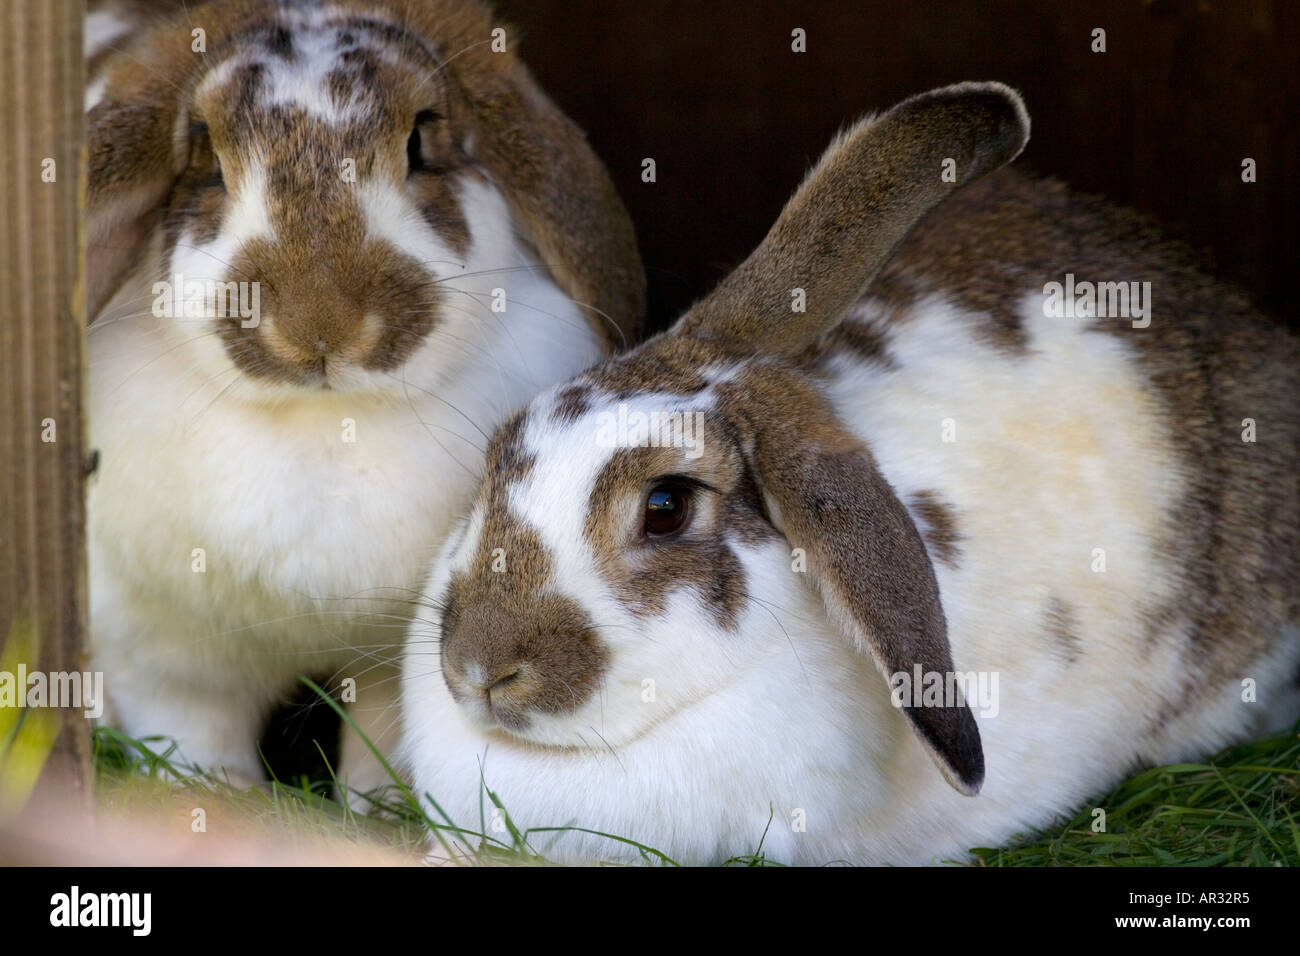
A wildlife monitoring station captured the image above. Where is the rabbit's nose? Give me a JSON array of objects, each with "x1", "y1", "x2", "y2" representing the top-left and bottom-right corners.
[
  {"x1": 261, "y1": 309, "x2": 382, "y2": 367},
  {"x1": 465, "y1": 663, "x2": 523, "y2": 694},
  {"x1": 440, "y1": 595, "x2": 608, "y2": 725}
]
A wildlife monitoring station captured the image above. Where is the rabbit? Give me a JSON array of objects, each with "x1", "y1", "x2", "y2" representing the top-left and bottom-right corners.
[
  {"x1": 398, "y1": 81, "x2": 1300, "y2": 865},
  {"x1": 84, "y1": 0, "x2": 645, "y2": 792}
]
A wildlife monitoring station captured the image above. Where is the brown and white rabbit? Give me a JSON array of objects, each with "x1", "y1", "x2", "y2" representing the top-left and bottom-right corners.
[
  {"x1": 85, "y1": 0, "x2": 644, "y2": 790},
  {"x1": 399, "y1": 82, "x2": 1300, "y2": 864}
]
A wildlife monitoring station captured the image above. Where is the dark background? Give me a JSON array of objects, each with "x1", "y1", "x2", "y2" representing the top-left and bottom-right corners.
[{"x1": 495, "y1": 0, "x2": 1297, "y2": 333}]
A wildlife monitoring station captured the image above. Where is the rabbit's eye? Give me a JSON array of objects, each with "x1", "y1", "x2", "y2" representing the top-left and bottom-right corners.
[
  {"x1": 406, "y1": 126, "x2": 424, "y2": 172},
  {"x1": 644, "y1": 482, "x2": 693, "y2": 538},
  {"x1": 187, "y1": 121, "x2": 223, "y2": 190},
  {"x1": 407, "y1": 109, "x2": 448, "y2": 175}
]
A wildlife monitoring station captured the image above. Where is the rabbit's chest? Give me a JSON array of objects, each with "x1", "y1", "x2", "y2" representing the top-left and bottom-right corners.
[{"x1": 87, "y1": 383, "x2": 478, "y2": 651}]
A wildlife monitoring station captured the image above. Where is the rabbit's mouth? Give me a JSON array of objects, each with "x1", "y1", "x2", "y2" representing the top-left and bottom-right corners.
[{"x1": 442, "y1": 656, "x2": 571, "y2": 740}]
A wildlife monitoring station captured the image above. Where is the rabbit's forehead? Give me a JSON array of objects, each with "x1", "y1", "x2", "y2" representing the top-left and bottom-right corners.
[
  {"x1": 520, "y1": 378, "x2": 736, "y2": 487},
  {"x1": 479, "y1": 352, "x2": 787, "y2": 512},
  {"x1": 194, "y1": 9, "x2": 445, "y2": 130},
  {"x1": 475, "y1": 384, "x2": 725, "y2": 537}
]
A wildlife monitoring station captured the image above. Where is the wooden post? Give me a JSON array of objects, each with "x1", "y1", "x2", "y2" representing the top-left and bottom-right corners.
[{"x1": 0, "y1": 0, "x2": 91, "y2": 802}]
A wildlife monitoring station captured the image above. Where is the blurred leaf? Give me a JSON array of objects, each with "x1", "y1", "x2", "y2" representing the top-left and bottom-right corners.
[{"x1": 0, "y1": 617, "x2": 58, "y2": 815}]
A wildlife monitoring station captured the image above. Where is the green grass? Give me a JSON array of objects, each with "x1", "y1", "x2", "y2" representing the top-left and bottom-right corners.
[
  {"x1": 974, "y1": 728, "x2": 1300, "y2": 867},
  {"x1": 91, "y1": 725, "x2": 688, "y2": 865},
  {"x1": 92, "y1": 725, "x2": 430, "y2": 857},
  {"x1": 92, "y1": 706, "x2": 1300, "y2": 867}
]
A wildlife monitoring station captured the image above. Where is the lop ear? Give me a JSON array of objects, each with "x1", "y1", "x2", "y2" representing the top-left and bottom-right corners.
[
  {"x1": 427, "y1": 3, "x2": 645, "y2": 349},
  {"x1": 676, "y1": 82, "x2": 1029, "y2": 355},
  {"x1": 469, "y1": 76, "x2": 644, "y2": 347},
  {"x1": 86, "y1": 96, "x2": 183, "y2": 319},
  {"x1": 85, "y1": 22, "x2": 193, "y2": 320},
  {"x1": 725, "y1": 373, "x2": 984, "y2": 794}
]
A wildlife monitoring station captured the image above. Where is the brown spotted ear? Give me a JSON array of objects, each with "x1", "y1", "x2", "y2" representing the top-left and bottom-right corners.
[
  {"x1": 726, "y1": 371, "x2": 984, "y2": 794},
  {"x1": 406, "y1": 0, "x2": 645, "y2": 349},
  {"x1": 676, "y1": 82, "x2": 1029, "y2": 355},
  {"x1": 459, "y1": 63, "x2": 646, "y2": 349},
  {"x1": 85, "y1": 26, "x2": 194, "y2": 320},
  {"x1": 86, "y1": 98, "x2": 183, "y2": 319}
]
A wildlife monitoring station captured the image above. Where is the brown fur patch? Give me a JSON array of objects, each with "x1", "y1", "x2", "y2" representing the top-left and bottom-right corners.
[
  {"x1": 164, "y1": 123, "x2": 227, "y2": 248},
  {"x1": 577, "y1": 332, "x2": 736, "y2": 397},
  {"x1": 1044, "y1": 596, "x2": 1082, "y2": 663},
  {"x1": 800, "y1": 317, "x2": 896, "y2": 372},
  {"x1": 723, "y1": 453, "x2": 778, "y2": 546},
  {"x1": 549, "y1": 383, "x2": 594, "y2": 425},
  {"x1": 440, "y1": 568, "x2": 608, "y2": 730},
  {"x1": 216, "y1": 232, "x2": 442, "y2": 382},
  {"x1": 909, "y1": 490, "x2": 962, "y2": 569},
  {"x1": 439, "y1": 410, "x2": 608, "y2": 724},
  {"x1": 482, "y1": 410, "x2": 534, "y2": 490},
  {"x1": 410, "y1": 174, "x2": 472, "y2": 257},
  {"x1": 581, "y1": 442, "x2": 762, "y2": 630}
]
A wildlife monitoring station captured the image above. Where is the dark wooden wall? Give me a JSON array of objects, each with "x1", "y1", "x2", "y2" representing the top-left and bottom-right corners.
[{"x1": 496, "y1": 0, "x2": 1297, "y2": 333}]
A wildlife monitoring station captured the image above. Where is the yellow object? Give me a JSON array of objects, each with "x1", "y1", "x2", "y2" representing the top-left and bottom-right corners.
[{"x1": 0, "y1": 618, "x2": 59, "y2": 814}]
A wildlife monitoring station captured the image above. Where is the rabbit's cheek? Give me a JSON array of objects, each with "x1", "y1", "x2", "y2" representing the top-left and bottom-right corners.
[{"x1": 408, "y1": 168, "x2": 472, "y2": 260}]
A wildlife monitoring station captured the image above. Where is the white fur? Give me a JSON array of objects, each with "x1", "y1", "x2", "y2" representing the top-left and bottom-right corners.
[{"x1": 400, "y1": 292, "x2": 1300, "y2": 865}]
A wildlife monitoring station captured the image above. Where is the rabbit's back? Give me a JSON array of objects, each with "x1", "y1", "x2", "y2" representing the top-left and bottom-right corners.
[{"x1": 806, "y1": 169, "x2": 1299, "y2": 780}]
